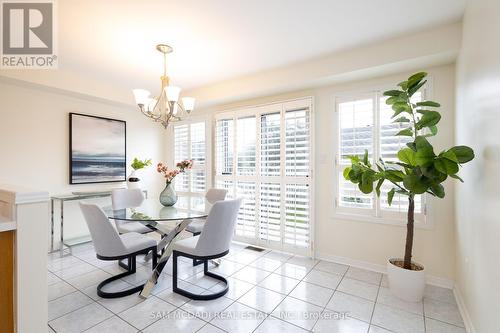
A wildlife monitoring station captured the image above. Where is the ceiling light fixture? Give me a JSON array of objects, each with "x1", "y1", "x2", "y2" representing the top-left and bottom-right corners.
[{"x1": 132, "y1": 44, "x2": 195, "y2": 129}]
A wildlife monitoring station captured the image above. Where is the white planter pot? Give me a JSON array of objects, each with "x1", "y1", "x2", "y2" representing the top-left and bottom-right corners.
[
  {"x1": 127, "y1": 170, "x2": 141, "y2": 189},
  {"x1": 387, "y1": 258, "x2": 425, "y2": 302}
]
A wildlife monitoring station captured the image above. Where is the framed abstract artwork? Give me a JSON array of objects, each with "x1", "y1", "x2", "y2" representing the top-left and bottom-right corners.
[{"x1": 69, "y1": 113, "x2": 126, "y2": 184}]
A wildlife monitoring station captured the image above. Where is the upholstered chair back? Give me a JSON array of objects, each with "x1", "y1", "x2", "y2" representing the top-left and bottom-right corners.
[
  {"x1": 195, "y1": 198, "x2": 243, "y2": 256},
  {"x1": 111, "y1": 188, "x2": 144, "y2": 210},
  {"x1": 79, "y1": 202, "x2": 126, "y2": 257},
  {"x1": 205, "y1": 188, "x2": 228, "y2": 204}
]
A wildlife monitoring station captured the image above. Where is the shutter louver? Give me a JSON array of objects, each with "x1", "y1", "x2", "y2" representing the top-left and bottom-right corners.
[
  {"x1": 216, "y1": 119, "x2": 234, "y2": 176},
  {"x1": 173, "y1": 121, "x2": 208, "y2": 195},
  {"x1": 260, "y1": 113, "x2": 281, "y2": 177},
  {"x1": 235, "y1": 181, "x2": 257, "y2": 238},
  {"x1": 284, "y1": 184, "x2": 310, "y2": 248},
  {"x1": 259, "y1": 182, "x2": 281, "y2": 242},
  {"x1": 285, "y1": 108, "x2": 310, "y2": 177},
  {"x1": 237, "y1": 116, "x2": 256, "y2": 176}
]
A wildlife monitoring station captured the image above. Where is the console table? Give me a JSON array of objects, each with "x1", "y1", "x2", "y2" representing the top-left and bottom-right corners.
[{"x1": 50, "y1": 190, "x2": 147, "y2": 256}]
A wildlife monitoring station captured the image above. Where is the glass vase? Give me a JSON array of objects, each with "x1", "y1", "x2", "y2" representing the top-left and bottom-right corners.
[{"x1": 159, "y1": 182, "x2": 177, "y2": 206}]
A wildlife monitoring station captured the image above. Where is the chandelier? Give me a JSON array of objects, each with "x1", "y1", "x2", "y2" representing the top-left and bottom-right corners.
[{"x1": 132, "y1": 44, "x2": 195, "y2": 129}]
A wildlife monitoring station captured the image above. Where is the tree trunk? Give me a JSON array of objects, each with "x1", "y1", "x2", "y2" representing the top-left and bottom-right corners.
[{"x1": 404, "y1": 195, "x2": 415, "y2": 269}]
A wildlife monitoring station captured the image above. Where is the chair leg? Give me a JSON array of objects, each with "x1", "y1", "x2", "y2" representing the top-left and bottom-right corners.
[
  {"x1": 173, "y1": 251, "x2": 228, "y2": 301},
  {"x1": 172, "y1": 251, "x2": 178, "y2": 291},
  {"x1": 129, "y1": 255, "x2": 136, "y2": 273},
  {"x1": 192, "y1": 258, "x2": 204, "y2": 266},
  {"x1": 97, "y1": 254, "x2": 139, "y2": 299},
  {"x1": 118, "y1": 257, "x2": 129, "y2": 270},
  {"x1": 152, "y1": 248, "x2": 157, "y2": 269}
]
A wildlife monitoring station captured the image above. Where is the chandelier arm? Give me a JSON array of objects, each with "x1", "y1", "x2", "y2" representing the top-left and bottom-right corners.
[{"x1": 134, "y1": 44, "x2": 193, "y2": 129}]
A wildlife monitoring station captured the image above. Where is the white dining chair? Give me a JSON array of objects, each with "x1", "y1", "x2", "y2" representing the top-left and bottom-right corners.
[
  {"x1": 79, "y1": 202, "x2": 158, "y2": 298},
  {"x1": 111, "y1": 188, "x2": 152, "y2": 234},
  {"x1": 172, "y1": 198, "x2": 243, "y2": 300},
  {"x1": 185, "y1": 188, "x2": 228, "y2": 235}
]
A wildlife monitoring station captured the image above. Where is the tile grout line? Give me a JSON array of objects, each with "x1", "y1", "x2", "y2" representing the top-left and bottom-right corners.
[
  {"x1": 49, "y1": 247, "x2": 463, "y2": 333},
  {"x1": 309, "y1": 262, "x2": 350, "y2": 332}
]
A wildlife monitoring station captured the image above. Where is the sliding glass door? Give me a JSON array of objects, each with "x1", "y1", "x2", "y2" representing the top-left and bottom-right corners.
[{"x1": 214, "y1": 98, "x2": 313, "y2": 255}]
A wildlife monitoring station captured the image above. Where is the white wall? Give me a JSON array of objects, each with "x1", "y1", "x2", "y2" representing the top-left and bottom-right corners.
[
  {"x1": 192, "y1": 64, "x2": 457, "y2": 283},
  {"x1": 0, "y1": 79, "x2": 167, "y2": 244},
  {"x1": 184, "y1": 23, "x2": 461, "y2": 109},
  {"x1": 455, "y1": 0, "x2": 500, "y2": 331}
]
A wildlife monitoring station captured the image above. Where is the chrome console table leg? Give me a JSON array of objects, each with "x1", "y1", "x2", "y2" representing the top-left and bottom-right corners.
[{"x1": 50, "y1": 198, "x2": 54, "y2": 252}]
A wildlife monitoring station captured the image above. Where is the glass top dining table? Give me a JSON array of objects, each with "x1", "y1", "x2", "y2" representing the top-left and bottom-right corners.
[
  {"x1": 102, "y1": 196, "x2": 211, "y2": 227},
  {"x1": 101, "y1": 195, "x2": 212, "y2": 298}
]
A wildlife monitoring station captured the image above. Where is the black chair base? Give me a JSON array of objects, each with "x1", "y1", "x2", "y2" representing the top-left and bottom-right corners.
[
  {"x1": 96, "y1": 246, "x2": 157, "y2": 299},
  {"x1": 173, "y1": 250, "x2": 229, "y2": 300}
]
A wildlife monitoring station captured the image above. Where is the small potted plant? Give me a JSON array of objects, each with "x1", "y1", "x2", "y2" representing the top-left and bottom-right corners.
[
  {"x1": 343, "y1": 72, "x2": 474, "y2": 301},
  {"x1": 157, "y1": 159, "x2": 193, "y2": 206},
  {"x1": 127, "y1": 157, "x2": 152, "y2": 189}
]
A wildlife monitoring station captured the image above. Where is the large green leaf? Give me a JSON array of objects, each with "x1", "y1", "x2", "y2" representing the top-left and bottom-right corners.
[
  {"x1": 397, "y1": 148, "x2": 416, "y2": 165},
  {"x1": 416, "y1": 111, "x2": 441, "y2": 130},
  {"x1": 408, "y1": 80, "x2": 427, "y2": 97},
  {"x1": 397, "y1": 80, "x2": 408, "y2": 90},
  {"x1": 449, "y1": 146, "x2": 475, "y2": 163},
  {"x1": 403, "y1": 175, "x2": 429, "y2": 194},
  {"x1": 407, "y1": 72, "x2": 427, "y2": 90},
  {"x1": 450, "y1": 174, "x2": 464, "y2": 182},
  {"x1": 392, "y1": 102, "x2": 411, "y2": 115},
  {"x1": 363, "y1": 150, "x2": 369, "y2": 165},
  {"x1": 415, "y1": 136, "x2": 432, "y2": 150},
  {"x1": 393, "y1": 116, "x2": 410, "y2": 123},
  {"x1": 396, "y1": 128, "x2": 413, "y2": 137},
  {"x1": 383, "y1": 90, "x2": 404, "y2": 97},
  {"x1": 387, "y1": 188, "x2": 395, "y2": 206},
  {"x1": 359, "y1": 171, "x2": 374, "y2": 194},
  {"x1": 421, "y1": 166, "x2": 448, "y2": 183},
  {"x1": 385, "y1": 170, "x2": 405, "y2": 182},
  {"x1": 386, "y1": 96, "x2": 404, "y2": 105},
  {"x1": 343, "y1": 167, "x2": 352, "y2": 180},
  {"x1": 430, "y1": 183, "x2": 445, "y2": 198},
  {"x1": 416, "y1": 101, "x2": 440, "y2": 107},
  {"x1": 415, "y1": 147, "x2": 435, "y2": 167},
  {"x1": 423, "y1": 125, "x2": 438, "y2": 137},
  {"x1": 441, "y1": 150, "x2": 459, "y2": 163},
  {"x1": 375, "y1": 179, "x2": 384, "y2": 197},
  {"x1": 434, "y1": 157, "x2": 459, "y2": 175}
]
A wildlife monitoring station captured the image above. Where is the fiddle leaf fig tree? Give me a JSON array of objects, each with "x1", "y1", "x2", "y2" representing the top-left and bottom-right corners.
[{"x1": 343, "y1": 72, "x2": 474, "y2": 270}]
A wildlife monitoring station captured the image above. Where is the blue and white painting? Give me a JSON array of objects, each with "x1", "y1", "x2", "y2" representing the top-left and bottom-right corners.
[{"x1": 70, "y1": 113, "x2": 126, "y2": 184}]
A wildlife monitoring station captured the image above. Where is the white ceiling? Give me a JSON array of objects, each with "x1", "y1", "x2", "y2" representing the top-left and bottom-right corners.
[{"x1": 58, "y1": 0, "x2": 465, "y2": 93}]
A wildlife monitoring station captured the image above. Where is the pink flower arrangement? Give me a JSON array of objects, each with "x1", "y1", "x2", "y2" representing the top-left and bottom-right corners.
[{"x1": 157, "y1": 159, "x2": 194, "y2": 183}]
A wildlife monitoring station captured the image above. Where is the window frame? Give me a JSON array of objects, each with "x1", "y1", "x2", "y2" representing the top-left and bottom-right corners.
[
  {"x1": 170, "y1": 115, "x2": 212, "y2": 198},
  {"x1": 213, "y1": 97, "x2": 315, "y2": 256},
  {"x1": 332, "y1": 86, "x2": 430, "y2": 227}
]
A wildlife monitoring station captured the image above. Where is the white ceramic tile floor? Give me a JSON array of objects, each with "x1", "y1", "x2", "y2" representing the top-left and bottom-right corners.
[{"x1": 47, "y1": 242, "x2": 464, "y2": 333}]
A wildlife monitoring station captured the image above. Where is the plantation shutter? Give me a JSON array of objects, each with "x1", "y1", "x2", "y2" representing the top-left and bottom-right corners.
[
  {"x1": 335, "y1": 91, "x2": 425, "y2": 221},
  {"x1": 215, "y1": 118, "x2": 234, "y2": 176},
  {"x1": 174, "y1": 124, "x2": 190, "y2": 192},
  {"x1": 237, "y1": 116, "x2": 257, "y2": 176},
  {"x1": 260, "y1": 112, "x2": 281, "y2": 177},
  {"x1": 337, "y1": 97, "x2": 375, "y2": 211},
  {"x1": 283, "y1": 102, "x2": 312, "y2": 248},
  {"x1": 173, "y1": 121, "x2": 208, "y2": 194},
  {"x1": 214, "y1": 98, "x2": 313, "y2": 255}
]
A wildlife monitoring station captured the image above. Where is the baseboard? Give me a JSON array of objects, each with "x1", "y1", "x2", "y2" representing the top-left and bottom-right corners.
[
  {"x1": 316, "y1": 252, "x2": 455, "y2": 289},
  {"x1": 453, "y1": 286, "x2": 476, "y2": 333}
]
